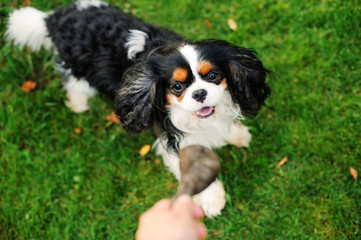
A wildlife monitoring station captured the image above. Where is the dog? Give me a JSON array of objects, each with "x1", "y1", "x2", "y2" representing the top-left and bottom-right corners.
[{"x1": 6, "y1": 0, "x2": 271, "y2": 217}]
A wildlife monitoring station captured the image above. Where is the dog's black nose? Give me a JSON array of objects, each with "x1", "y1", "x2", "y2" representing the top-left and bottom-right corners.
[{"x1": 192, "y1": 89, "x2": 207, "y2": 103}]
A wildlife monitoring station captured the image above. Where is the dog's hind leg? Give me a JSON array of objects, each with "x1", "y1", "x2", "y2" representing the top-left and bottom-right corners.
[
  {"x1": 58, "y1": 66, "x2": 97, "y2": 113},
  {"x1": 64, "y1": 76, "x2": 97, "y2": 113}
]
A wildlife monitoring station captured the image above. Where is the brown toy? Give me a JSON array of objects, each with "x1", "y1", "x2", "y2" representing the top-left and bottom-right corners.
[{"x1": 175, "y1": 144, "x2": 220, "y2": 199}]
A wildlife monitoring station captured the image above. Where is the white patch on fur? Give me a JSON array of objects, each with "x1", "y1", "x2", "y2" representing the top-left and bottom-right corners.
[
  {"x1": 179, "y1": 45, "x2": 199, "y2": 76},
  {"x1": 75, "y1": 0, "x2": 108, "y2": 10},
  {"x1": 192, "y1": 180, "x2": 226, "y2": 217},
  {"x1": 63, "y1": 73, "x2": 98, "y2": 113},
  {"x1": 125, "y1": 29, "x2": 149, "y2": 60},
  {"x1": 6, "y1": 7, "x2": 53, "y2": 51}
]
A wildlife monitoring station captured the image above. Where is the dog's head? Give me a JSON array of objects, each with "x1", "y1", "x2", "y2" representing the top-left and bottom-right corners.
[{"x1": 115, "y1": 40, "x2": 271, "y2": 151}]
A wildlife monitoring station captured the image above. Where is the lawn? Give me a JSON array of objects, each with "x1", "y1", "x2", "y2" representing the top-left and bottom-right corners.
[{"x1": 0, "y1": 0, "x2": 360, "y2": 239}]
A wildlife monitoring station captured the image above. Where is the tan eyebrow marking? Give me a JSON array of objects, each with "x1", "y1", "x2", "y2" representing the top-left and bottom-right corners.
[
  {"x1": 198, "y1": 60, "x2": 213, "y2": 75},
  {"x1": 166, "y1": 90, "x2": 187, "y2": 105},
  {"x1": 172, "y1": 68, "x2": 188, "y2": 82},
  {"x1": 221, "y1": 78, "x2": 227, "y2": 87}
]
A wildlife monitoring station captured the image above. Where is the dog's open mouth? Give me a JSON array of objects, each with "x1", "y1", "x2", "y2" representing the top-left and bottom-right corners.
[{"x1": 194, "y1": 106, "x2": 215, "y2": 118}]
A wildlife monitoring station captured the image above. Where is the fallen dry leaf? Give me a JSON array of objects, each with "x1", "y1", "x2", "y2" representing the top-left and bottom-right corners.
[
  {"x1": 350, "y1": 167, "x2": 358, "y2": 180},
  {"x1": 74, "y1": 128, "x2": 81, "y2": 134},
  {"x1": 20, "y1": 81, "x2": 36, "y2": 93},
  {"x1": 204, "y1": 20, "x2": 212, "y2": 29},
  {"x1": 276, "y1": 157, "x2": 288, "y2": 169},
  {"x1": 105, "y1": 111, "x2": 120, "y2": 123},
  {"x1": 227, "y1": 18, "x2": 237, "y2": 31},
  {"x1": 139, "y1": 144, "x2": 151, "y2": 156},
  {"x1": 22, "y1": 0, "x2": 31, "y2": 6}
]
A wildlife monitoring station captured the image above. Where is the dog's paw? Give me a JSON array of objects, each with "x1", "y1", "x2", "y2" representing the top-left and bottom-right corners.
[
  {"x1": 226, "y1": 122, "x2": 252, "y2": 148},
  {"x1": 192, "y1": 180, "x2": 226, "y2": 217},
  {"x1": 65, "y1": 93, "x2": 90, "y2": 113},
  {"x1": 63, "y1": 77, "x2": 97, "y2": 113}
]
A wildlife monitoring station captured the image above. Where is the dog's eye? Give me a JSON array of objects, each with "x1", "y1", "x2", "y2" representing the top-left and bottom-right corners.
[
  {"x1": 208, "y1": 72, "x2": 221, "y2": 82},
  {"x1": 172, "y1": 82, "x2": 185, "y2": 93}
]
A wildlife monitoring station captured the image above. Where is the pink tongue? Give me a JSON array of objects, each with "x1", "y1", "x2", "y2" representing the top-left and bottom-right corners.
[{"x1": 197, "y1": 107, "x2": 213, "y2": 116}]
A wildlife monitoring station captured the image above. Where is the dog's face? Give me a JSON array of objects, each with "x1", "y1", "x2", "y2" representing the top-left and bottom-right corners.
[
  {"x1": 165, "y1": 45, "x2": 228, "y2": 120},
  {"x1": 115, "y1": 40, "x2": 270, "y2": 150}
]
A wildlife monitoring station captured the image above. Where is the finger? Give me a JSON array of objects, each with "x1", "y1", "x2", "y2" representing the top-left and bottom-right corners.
[
  {"x1": 196, "y1": 222, "x2": 208, "y2": 240},
  {"x1": 150, "y1": 199, "x2": 171, "y2": 212},
  {"x1": 192, "y1": 205, "x2": 205, "y2": 219},
  {"x1": 138, "y1": 199, "x2": 171, "y2": 224},
  {"x1": 172, "y1": 194, "x2": 193, "y2": 215}
]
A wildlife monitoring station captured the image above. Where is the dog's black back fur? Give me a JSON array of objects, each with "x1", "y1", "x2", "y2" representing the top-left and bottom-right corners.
[{"x1": 45, "y1": 3, "x2": 183, "y2": 98}]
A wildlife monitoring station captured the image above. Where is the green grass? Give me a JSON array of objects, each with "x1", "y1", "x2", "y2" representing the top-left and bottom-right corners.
[{"x1": 1, "y1": 0, "x2": 360, "y2": 239}]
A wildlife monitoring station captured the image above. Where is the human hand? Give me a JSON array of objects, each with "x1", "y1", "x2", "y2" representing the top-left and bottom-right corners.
[{"x1": 135, "y1": 195, "x2": 207, "y2": 240}]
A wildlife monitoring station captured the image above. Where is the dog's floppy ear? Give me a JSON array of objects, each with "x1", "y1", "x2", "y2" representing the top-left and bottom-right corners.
[
  {"x1": 114, "y1": 60, "x2": 158, "y2": 133},
  {"x1": 198, "y1": 40, "x2": 271, "y2": 118},
  {"x1": 226, "y1": 46, "x2": 271, "y2": 118}
]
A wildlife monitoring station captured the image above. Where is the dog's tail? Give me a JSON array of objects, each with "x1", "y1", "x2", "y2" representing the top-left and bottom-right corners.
[{"x1": 6, "y1": 7, "x2": 53, "y2": 51}]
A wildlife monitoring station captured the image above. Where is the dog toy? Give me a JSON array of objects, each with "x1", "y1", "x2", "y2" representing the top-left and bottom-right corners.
[{"x1": 174, "y1": 145, "x2": 220, "y2": 200}]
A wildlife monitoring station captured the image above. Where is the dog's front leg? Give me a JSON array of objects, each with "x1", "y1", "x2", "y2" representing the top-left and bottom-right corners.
[
  {"x1": 226, "y1": 122, "x2": 252, "y2": 148},
  {"x1": 192, "y1": 179, "x2": 226, "y2": 217}
]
